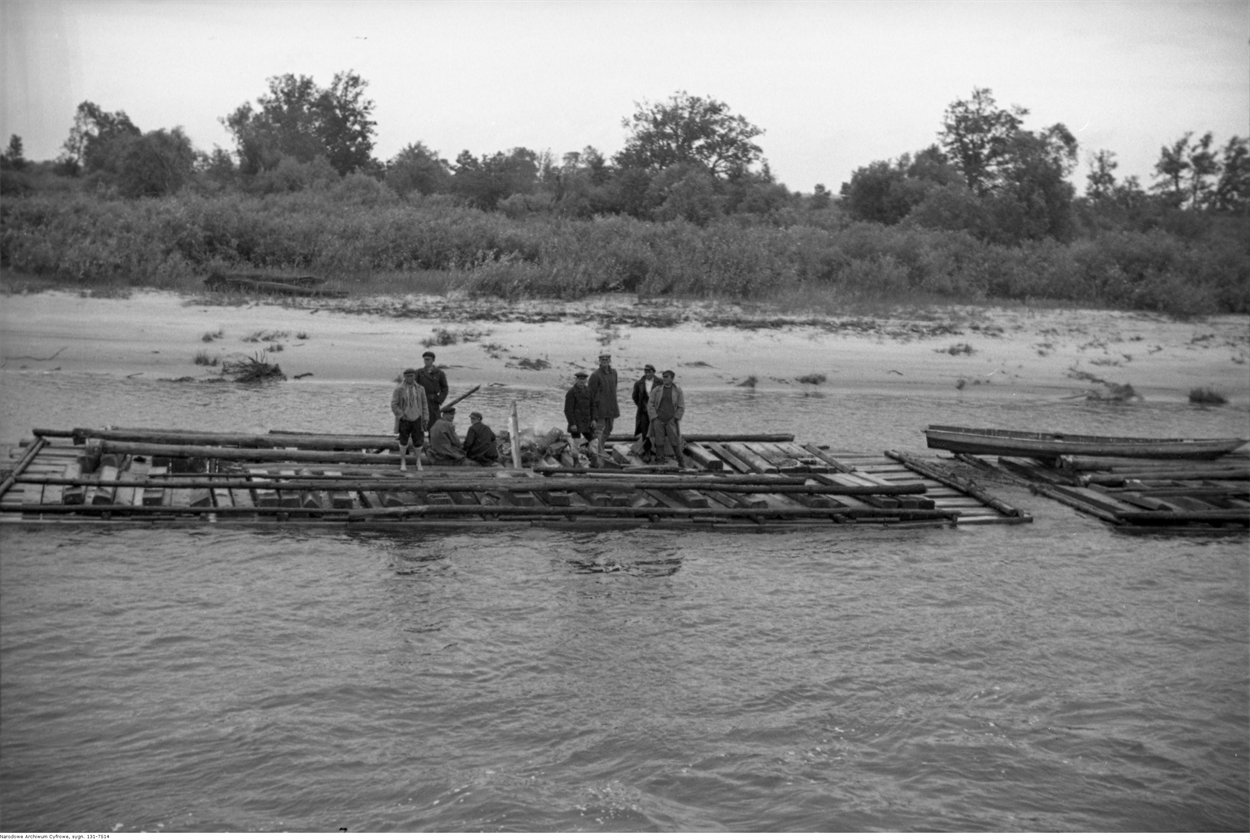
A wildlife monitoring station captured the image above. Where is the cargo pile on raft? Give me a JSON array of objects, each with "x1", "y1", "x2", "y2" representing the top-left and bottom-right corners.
[
  {"x1": 0, "y1": 426, "x2": 1028, "y2": 531},
  {"x1": 925, "y1": 425, "x2": 1249, "y2": 534}
]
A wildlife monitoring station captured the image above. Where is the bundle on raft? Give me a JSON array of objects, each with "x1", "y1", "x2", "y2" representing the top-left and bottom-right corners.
[{"x1": 0, "y1": 426, "x2": 1030, "y2": 531}]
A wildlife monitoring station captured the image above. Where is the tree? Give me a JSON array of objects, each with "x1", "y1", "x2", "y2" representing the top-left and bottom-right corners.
[
  {"x1": 1, "y1": 135, "x2": 27, "y2": 170},
  {"x1": 451, "y1": 147, "x2": 539, "y2": 210},
  {"x1": 385, "y1": 142, "x2": 451, "y2": 197},
  {"x1": 116, "y1": 128, "x2": 196, "y2": 197},
  {"x1": 223, "y1": 71, "x2": 377, "y2": 176},
  {"x1": 840, "y1": 146, "x2": 960, "y2": 225},
  {"x1": 938, "y1": 87, "x2": 1027, "y2": 196},
  {"x1": 61, "y1": 101, "x2": 141, "y2": 173},
  {"x1": 1152, "y1": 133, "x2": 1191, "y2": 207},
  {"x1": 616, "y1": 91, "x2": 764, "y2": 178},
  {"x1": 1086, "y1": 149, "x2": 1118, "y2": 200},
  {"x1": 1213, "y1": 136, "x2": 1249, "y2": 212},
  {"x1": 1185, "y1": 132, "x2": 1219, "y2": 209},
  {"x1": 809, "y1": 183, "x2": 831, "y2": 210}
]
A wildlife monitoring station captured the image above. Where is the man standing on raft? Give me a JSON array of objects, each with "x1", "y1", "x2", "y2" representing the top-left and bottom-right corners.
[
  {"x1": 587, "y1": 352, "x2": 620, "y2": 467},
  {"x1": 391, "y1": 368, "x2": 428, "y2": 471}
]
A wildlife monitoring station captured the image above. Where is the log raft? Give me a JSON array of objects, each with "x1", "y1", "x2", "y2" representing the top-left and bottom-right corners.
[
  {"x1": 1, "y1": 427, "x2": 1028, "y2": 530},
  {"x1": 948, "y1": 449, "x2": 1248, "y2": 534}
]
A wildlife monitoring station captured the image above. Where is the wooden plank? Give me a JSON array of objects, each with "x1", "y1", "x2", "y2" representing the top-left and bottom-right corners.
[
  {"x1": 683, "y1": 442, "x2": 724, "y2": 472},
  {"x1": 704, "y1": 442, "x2": 755, "y2": 475}
]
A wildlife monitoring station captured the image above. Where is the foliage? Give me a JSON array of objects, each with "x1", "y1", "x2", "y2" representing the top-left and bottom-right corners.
[
  {"x1": 616, "y1": 91, "x2": 764, "y2": 178},
  {"x1": 1, "y1": 135, "x2": 27, "y2": 170},
  {"x1": 223, "y1": 71, "x2": 377, "y2": 176},
  {"x1": 385, "y1": 142, "x2": 452, "y2": 197},
  {"x1": 61, "y1": 101, "x2": 141, "y2": 173}
]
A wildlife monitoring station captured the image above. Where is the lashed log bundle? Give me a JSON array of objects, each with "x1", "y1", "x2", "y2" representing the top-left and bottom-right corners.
[
  {"x1": 1, "y1": 426, "x2": 1028, "y2": 530},
  {"x1": 947, "y1": 446, "x2": 1248, "y2": 533}
]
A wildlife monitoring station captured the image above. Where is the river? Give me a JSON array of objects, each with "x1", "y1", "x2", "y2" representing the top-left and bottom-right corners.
[{"x1": 1, "y1": 370, "x2": 1246, "y2": 831}]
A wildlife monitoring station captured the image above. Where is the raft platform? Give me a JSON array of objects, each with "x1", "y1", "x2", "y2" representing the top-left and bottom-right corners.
[
  {"x1": 0, "y1": 427, "x2": 1030, "y2": 531},
  {"x1": 951, "y1": 450, "x2": 1249, "y2": 534}
]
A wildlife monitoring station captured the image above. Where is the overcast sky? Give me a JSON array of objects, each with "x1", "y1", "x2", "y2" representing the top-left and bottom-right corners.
[{"x1": 3, "y1": 0, "x2": 1247, "y2": 193}]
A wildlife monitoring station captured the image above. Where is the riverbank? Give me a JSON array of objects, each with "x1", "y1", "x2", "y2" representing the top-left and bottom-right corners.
[{"x1": 1, "y1": 290, "x2": 1247, "y2": 404}]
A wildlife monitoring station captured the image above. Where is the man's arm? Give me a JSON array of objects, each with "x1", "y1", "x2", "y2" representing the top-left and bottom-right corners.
[{"x1": 437, "y1": 370, "x2": 449, "y2": 404}]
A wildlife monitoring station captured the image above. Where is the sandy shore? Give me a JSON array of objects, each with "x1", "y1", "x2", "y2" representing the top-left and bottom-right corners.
[{"x1": 1, "y1": 290, "x2": 1247, "y2": 404}]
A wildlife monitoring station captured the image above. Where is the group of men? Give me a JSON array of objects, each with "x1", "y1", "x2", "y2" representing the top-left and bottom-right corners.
[
  {"x1": 564, "y1": 353, "x2": 686, "y2": 467},
  {"x1": 389, "y1": 350, "x2": 498, "y2": 470},
  {"x1": 390, "y1": 349, "x2": 684, "y2": 471}
]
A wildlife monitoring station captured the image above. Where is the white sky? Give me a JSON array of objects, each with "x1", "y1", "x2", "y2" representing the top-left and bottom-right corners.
[{"x1": 2, "y1": 0, "x2": 1247, "y2": 193}]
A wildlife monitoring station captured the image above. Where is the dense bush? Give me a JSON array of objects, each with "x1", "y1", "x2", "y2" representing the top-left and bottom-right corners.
[{"x1": 2, "y1": 189, "x2": 1247, "y2": 315}]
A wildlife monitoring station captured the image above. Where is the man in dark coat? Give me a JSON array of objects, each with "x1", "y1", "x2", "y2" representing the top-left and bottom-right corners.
[
  {"x1": 416, "y1": 350, "x2": 449, "y2": 419},
  {"x1": 630, "y1": 363, "x2": 658, "y2": 460},
  {"x1": 463, "y1": 411, "x2": 499, "y2": 466},
  {"x1": 586, "y1": 352, "x2": 619, "y2": 465},
  {"x1": 427, "y1": 407, "x2": 469, "y2": 466},
  {"x1": 564, "y1": 372, "x2": 594, "y2": 446}
]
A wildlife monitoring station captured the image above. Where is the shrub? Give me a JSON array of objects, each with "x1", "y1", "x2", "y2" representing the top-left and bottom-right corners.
[{"x1": 1188, "y1": 386, "x2": 1227, "y2": 405}]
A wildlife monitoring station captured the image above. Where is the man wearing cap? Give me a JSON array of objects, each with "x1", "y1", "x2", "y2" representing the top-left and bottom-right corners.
[
  {"x1": 630, "y1": 364, "x2": 658, "y2": 461},
  {"x1": 463, "y1": 411, "x2": 500, "y2": 466},
  {"x1": 647, "y1": 369, "x2": 686, "y2": 468},
  {"x1": 391, "y1": 368, "x2": 429, "y2": 471},
  {"x1": 564, "y1": 372, "x2": 593, "y2": 452},
  {"x1": 586, "y1": 352, "x2": 620, "y2": 465},
  {"x1": 427, "y1": 406, "x2": 470, "y2": 466},
  {"x1": 416, "y1": 351, "x2": 449, "y2": 420}
]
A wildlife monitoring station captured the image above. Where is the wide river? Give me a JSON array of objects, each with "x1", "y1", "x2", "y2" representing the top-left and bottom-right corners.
[{"x1": 1, "y1": 371, "x2": 1246, "y2": 831}]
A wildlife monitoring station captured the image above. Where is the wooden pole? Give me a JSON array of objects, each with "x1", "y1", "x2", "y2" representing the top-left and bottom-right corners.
[
  {"x1": 72, "y1": 428, "x2": 398, "y2": 450},
  {"x1": 605, "y1": 433, "x2": 795, "y2": 443},
  {"x1": 6, "y1": 474, "x2": 930, "y2": 497},
  {"x1": 95, "y1": 441, "x2": 404, "y2": 464},
  {"x1": 442, "y1": 385, "x2": 481, "y2": 413},
  {"x1": 509, "y1": 401, "x2": 522, "y2": 469},
  {"x1": 0, "y1": 437, "x2": 47, "y2": 497}
]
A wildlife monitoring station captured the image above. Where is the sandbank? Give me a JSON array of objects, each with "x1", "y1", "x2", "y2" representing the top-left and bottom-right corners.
[{"x1": 1, "y1": 290, "x2": 1247, "y2": 405}]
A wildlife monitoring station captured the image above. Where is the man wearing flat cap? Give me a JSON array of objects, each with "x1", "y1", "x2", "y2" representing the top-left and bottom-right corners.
[
  {"x1": 463, "y1": 411, "x2": 499, "y2": 466},
  {"x1": 586, "y1": 352, "x2": 620, "y2": 465},
  {"x1": 416, "y1": 350, "x2": 449, "y2": 420},
  {"x1": 427, "y1": 406, "x2": 469, "y2": 466},
  {"x1": 647, "y1": 369, "x2": 686, "y2": 468},
  {"x1": 630, "y1": 364, "x2": 658, "y2": 461},
  {"x1": 391, "y1": 367, "x2": 429, "y2": 471},
  {"x1": 564, "y1": 371, "x2": 594, "y2": 454}
]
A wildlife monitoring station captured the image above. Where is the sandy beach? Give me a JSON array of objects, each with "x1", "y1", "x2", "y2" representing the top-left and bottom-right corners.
[{"x1": 1, "y1": 290, "x2": 1247, "y2": 405}]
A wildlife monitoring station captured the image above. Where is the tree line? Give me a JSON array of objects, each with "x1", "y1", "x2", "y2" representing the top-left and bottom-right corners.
[{"x1": 1, "y1": 71, "x2": 1246, "y2": 250}]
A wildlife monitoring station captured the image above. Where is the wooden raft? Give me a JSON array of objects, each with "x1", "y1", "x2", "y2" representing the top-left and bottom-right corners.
[
  {"x1": 0, "y1": 427, "x2": 1027, "y2": 531},
  {"x1": 952, "y1": 450, "x2": 1249, "y2": 534}
]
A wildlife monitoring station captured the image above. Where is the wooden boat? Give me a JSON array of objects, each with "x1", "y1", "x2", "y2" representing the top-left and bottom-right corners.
[{"x1": 925, "y1": 425, "x2": 1248, "y2": 460}]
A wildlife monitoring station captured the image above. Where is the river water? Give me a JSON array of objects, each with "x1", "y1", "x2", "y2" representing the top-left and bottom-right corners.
[{"x1": 1, "y1": 371, "x2": 1246, "y2": 832}]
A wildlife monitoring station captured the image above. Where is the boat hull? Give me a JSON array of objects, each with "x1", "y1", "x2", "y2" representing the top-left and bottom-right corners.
[{"x1": 924, "y1": 425, "x2": 1248, "y2": 460}]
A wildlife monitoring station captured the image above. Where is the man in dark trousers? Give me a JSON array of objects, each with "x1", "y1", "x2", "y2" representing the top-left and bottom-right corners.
[
  {"x1": 630, "y1": 363, "x2": 658, "y2": 461},
  {"x1": 463, "y1": 411, "x2": 499, "y2": 466},
  {"x1": 416, "y1": 350, "x2": 449, "y2": 420},
  {"x1": 564, "y1": 371, "x2": 594, "y2": 461},
  {"x1": 586, "y1": 352, "x2": 619, "y2": 466},
  {"x1": 647, "y1": 369, "x2": 686, "y2": 468}
]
